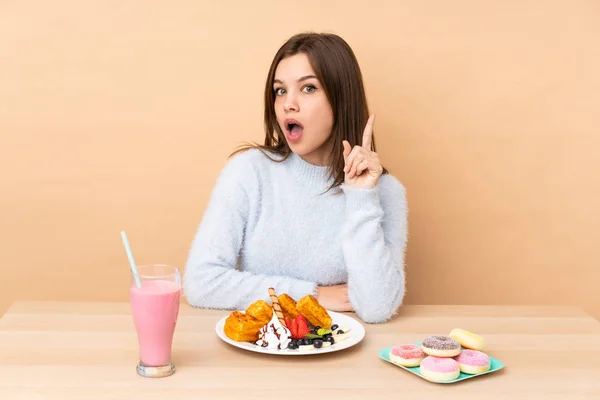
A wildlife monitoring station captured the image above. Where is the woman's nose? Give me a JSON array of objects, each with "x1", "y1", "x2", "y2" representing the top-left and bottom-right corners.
[{"x1": 284, "y1": 96, "x2": 299, "y2": 112}]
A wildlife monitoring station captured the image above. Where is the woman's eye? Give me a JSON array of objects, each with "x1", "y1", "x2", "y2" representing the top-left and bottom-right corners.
[
  {"x1": 303, "y1": 85, "x2": 316, "y2": 93},
  {"x1": 274, "y1": 88, "x2": 286, "y2": 96}
]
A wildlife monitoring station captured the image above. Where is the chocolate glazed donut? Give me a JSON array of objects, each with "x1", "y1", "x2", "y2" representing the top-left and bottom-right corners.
[{"x1": 421, "y1": 335, "x2": 461, "y2": 357}]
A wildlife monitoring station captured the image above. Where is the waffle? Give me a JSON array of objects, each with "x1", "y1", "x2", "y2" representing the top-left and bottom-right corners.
[
  {"x1": 296, "y1": 294, "x2": 332, "y2": 328},
  {"x1": 223, "y1": 300, "x2": 273, "y2": 342},
  {"x1": 278, "y1": 293, "x2": 300, "y2": 320}
]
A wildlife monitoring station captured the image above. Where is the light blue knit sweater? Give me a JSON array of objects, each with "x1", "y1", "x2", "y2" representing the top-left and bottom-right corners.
[{"x1": 183, "y1": 148, "x2": 408, "y2": 323}]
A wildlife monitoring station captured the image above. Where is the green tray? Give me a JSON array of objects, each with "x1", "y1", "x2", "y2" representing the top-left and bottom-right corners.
[{"x1": 378, "y1": 342, "x2": 505, "y2": 384}]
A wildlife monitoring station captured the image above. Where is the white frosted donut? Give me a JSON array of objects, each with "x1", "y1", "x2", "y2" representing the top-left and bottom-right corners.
[{"x1": 449, "y1": 328, "x2": 486, "y2": 351}]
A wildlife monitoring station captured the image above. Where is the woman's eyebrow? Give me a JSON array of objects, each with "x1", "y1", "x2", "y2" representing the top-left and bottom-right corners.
[{"x1": 273, "y1": 75, "x2": 318, "y2": 85}]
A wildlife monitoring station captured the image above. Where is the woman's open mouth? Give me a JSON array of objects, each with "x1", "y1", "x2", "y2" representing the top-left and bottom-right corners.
[{"x1": 284, "y1": 119, "x2": 304, "y2": 143}]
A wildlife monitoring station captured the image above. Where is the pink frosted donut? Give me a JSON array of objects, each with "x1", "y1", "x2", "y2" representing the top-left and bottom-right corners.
[
  {"x1": 389, "y1": 344, "x2": 426, "y2": 367},
  {"x1": 454, "y1": 350, "x2": 491, "y2": 374},
  {"x1": 419, "y1": 356, "x2": 460, "y2": 382}
]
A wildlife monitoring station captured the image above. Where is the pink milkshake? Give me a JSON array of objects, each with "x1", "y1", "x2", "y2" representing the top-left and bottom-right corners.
[{"x1": 129, "y1": 264, "x2": 181, "y2": 378}]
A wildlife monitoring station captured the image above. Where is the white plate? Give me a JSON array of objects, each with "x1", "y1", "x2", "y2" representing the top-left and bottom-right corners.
[{"x1": 215, "y1": 310, "x2": 366, "y2": 355}]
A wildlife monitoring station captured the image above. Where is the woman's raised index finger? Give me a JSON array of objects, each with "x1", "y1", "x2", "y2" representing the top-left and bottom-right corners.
[{"x1": 362, "y1": 113, "x2": 375, "y2": 149}]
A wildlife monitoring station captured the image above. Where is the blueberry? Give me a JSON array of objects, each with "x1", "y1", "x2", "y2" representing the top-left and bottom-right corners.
[
  {"x1": 331, "y1": 324, "x2": 339, "y2": 331},
  {"x1": 336, "y1": 329, "x2": 345, "y2": 334},
  {"x1": 313, "y1": 339, "x2": 323, "y2": 348},
  {"x1": 315, "y1": 326, "x2": 322, "y2": 331},
  {"x1": 323, "y1": 333, "x2": 332, "y2": 338},
  {"x1": 326, "y1": 336, "x2": 335, "y2": 344},
  {"x1": 287, "y1": 341, "x2": 298, "y2": 350},
  {"x1": 302, "y1": 338, "x2": 311, "y2": 346}
]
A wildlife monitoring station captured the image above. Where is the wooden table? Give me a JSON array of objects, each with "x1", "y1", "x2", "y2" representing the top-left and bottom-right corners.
[{"x1": 1, "y1": 302, "x2": 599, "y2": 399}]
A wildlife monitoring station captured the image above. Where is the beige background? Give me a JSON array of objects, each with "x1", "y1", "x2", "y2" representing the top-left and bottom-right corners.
[{"x1": 1, "y1": 1, "x2": 599, "y2": 319}]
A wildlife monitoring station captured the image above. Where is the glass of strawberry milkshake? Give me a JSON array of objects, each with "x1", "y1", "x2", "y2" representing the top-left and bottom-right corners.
[{"x1": 129, "y1": 264, "x2": 181, "y2": 378}]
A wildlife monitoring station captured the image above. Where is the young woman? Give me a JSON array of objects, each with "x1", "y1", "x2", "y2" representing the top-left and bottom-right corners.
[{"x1": 183, "y1": 32, "x2": 408, "y2": 323}]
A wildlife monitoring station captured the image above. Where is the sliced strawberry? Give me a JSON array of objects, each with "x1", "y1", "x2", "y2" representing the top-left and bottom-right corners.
[
  {"x1": 284, "y1": 316, "x2": 292, "y2": 329},
  {"x1": 295, "y1": 315, "x2": 310, "y2": 339},
  {"x1": 296, "y1": 314, "x2": 308, "y2": 325},
  {"x1": 288, "y1": 318, "x2": 299, "y2": 339}
]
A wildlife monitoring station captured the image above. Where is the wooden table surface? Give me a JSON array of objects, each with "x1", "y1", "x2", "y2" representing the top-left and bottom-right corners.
[{"x1": 1, "y1": 301, "x2": 599, "y2": 399}]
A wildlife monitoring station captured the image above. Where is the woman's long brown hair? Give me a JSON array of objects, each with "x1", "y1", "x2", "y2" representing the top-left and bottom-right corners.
[{"x1": 231, "y1": 32, "x2": 387, "y2": 193}]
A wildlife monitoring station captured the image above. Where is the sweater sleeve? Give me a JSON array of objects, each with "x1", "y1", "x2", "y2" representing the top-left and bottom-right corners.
[
  {"x1": 340, "y1": 175, "x2": 408, "y2": 323},
  {"x1": 183, "y1": 152, "x2": 317, "y2": 311}
]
